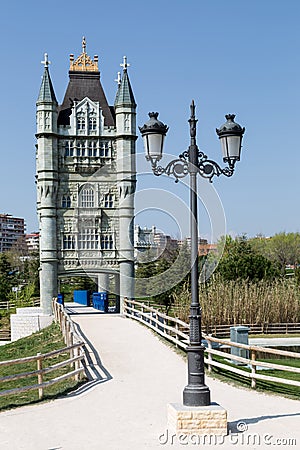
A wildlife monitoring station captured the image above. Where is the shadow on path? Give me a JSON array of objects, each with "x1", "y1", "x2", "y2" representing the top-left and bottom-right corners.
[
  {"x1": 65, "y1": 321, "x2": 113, "y2": 398},
  {"x1": 229, "y1": 412, "x2": 300, "y2": 433}
]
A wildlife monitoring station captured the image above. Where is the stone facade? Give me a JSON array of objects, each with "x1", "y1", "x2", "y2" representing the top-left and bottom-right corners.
[
  {"x1": 36, "y1": 43, "x2": 136, "y2": 314},
  {"x1": 167, "y1": 403, "x2": 228, "y2": 436}
]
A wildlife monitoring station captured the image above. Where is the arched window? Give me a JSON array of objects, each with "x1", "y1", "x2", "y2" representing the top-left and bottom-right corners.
[
  {"x1": 62, "y1": 195, "x2": 71, "y2": 208},
  {"x1": 80, "y1": 186, "x2": 94, "y2": 208}
]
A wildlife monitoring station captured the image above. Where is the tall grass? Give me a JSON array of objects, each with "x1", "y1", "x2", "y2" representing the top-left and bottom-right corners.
[{"x1": 172, "y1": 276, "x2": 300, "y2": 326}]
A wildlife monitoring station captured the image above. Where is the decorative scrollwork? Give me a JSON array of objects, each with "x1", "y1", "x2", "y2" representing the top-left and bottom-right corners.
[
  {"x1": 152, "y1": 158, "x2": 189, "y2": 183},
  {"x1": 151, "y1": 148, "x2": 234, "y2": 183}
]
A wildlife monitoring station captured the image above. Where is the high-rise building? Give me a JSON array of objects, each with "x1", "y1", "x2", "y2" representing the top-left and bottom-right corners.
[
  {"x1": 36, "y1": 39, "x2": 136, "y2": 314},
  {"x1": 0, "y1": 214, "x2": 25, "y2": 252}
]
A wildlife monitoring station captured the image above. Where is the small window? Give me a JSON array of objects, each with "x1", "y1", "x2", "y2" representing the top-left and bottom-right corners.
[
  {"x1": 62, "y1": 195, "x2": 71, "y2": 208},
  {"x1": 63, "y1": 235, "x2": 75, "y2": 250},
  {"x1": 101, "y1": 235, "x2": 113, "y2": 250},
  {"x1": 77, "y1": 117, "x2": 85, "y2": 130},
  {"x1": 99, "y1": 141, "x2": 109, "y2": 157},
  {"x1": 65, "y1": 141, "x2": 74, "y2": 157},
  {"x1": 104, "y1": 194, "x2": 114, "y2": 208},
  {"x1": 76, "y1": 141, "x2": 86, "y2": 157},
  {"x1": 88, "y1": 141, "x2": 97, "y2": 157},
  {"x1": 89, "y1": 116, "x2": 97, "y2": 131}
]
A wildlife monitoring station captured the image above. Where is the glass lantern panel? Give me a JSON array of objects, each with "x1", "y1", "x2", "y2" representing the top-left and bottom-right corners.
[{"x1": 144, "y1": 133, "x2": 163, "y2": 161}]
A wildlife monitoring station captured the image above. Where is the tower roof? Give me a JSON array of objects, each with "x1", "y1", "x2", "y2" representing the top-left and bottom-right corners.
[
  {"x1": 37, "y1": 53, "x2": 57, "y2": 104},
  {"x1": 58, "y1": 38, "x2": 115, "y2": 127},
  {"x1": 114, "y1": 56, "x2": 136, "y2": 108}
]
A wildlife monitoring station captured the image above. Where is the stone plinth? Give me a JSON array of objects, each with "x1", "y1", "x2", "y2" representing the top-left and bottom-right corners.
[{"x1": 168, "y1": 402, "x2": 227, "y2": 436}]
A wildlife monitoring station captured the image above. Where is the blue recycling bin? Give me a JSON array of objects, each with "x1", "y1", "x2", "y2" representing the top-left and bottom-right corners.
[
  {"x1": 57, "y1": 293, "x2": 64, "y2": 305},
  {"x1": 93, "y1": 292, "x2": 108, "y2": 312}
]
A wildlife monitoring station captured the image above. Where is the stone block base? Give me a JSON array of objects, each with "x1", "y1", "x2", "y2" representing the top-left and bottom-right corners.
[
  {"x1": 10, "y1": 307, "x2": 53, "y2": 341},
  {"x1": 168, "y1": 402, "x2": 227, "y2": 436}
]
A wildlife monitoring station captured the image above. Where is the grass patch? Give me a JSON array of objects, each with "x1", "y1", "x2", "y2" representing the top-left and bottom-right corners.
[
  {"x1": 0, "y1": 322, "x2": 85, "y2": 411},
  {"x1": 209, "y1": 354, "x2": 300, "y2": 400}
]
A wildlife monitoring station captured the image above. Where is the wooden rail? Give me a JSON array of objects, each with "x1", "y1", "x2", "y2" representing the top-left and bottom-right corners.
[
  {"x1": 124, "y1": 299, "x2": 300, "y2": 390},
  {"x1": 0, "y1": 298, "x2": 40, "y2": 310},
  {"x1": 0, "y1": 300, "x2": 86, "y2": 400}
]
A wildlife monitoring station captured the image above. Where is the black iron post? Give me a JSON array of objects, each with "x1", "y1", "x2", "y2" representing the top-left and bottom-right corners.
[
  {"x1": 182, "y1": 101, "x2": 211, "y2": 406},
  {"x1": 139, "y1": 103, "x2": 245, "y2": 408}
]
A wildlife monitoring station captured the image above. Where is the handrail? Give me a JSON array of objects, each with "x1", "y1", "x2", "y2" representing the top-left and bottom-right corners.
[{"x1": 124, "y1": 299, "x2": 300, "y2": 390}]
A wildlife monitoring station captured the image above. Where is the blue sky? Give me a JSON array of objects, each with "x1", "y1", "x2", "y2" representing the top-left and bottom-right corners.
[{"x1": 0, "y1": 0, "x2": 299, "y2": 240}]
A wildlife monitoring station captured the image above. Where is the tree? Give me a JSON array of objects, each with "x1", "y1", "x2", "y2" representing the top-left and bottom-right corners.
[
  {"x1": 216, "y1": 235, "x2": 280, "y2": 281},
  {"x1": 0, "y1": 253, "x2": 15, "y2": 301}
]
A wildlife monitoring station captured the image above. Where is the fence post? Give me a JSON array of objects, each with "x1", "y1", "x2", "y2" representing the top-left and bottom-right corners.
[
  {"x1": 251, "y1": 349, "x2": 256, "y2": 389},
  {"x1": 37, "y1": 353, "x2": 43, "y2": 399},
  {"x1": 207, "y1": 337, "x2": 213, "y2": 373}
]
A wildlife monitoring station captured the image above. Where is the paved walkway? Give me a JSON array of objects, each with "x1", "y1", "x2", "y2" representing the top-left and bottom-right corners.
[{"x1": 0, "y1": 311, "x2": 299, "y2": 449}]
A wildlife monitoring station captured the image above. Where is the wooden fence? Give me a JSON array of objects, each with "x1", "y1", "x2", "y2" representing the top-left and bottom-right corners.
[
  {"x1": 0, "y1": 298, "x2": 40, "y2": 310},
  {"x1": 124, "y1": 299, "x2": 300, "y2": 390},
  {"x1": 0, "y1": 300, "x2": 86, "y2": 400}
]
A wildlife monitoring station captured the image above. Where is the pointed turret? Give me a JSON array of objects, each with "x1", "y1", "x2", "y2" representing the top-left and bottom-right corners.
[
  {"x1": 37, "y1": 53, "x2": 57, "y2": 104},
  {"x1": 114, "y1": 56, "x2": 136, "y2": 107}
]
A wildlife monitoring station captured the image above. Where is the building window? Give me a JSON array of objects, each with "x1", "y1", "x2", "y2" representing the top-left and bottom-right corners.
[
  {"x1": 88, "y1": 141, "x2": 97, "y2": 157},
  {"x1": 65, "y1": 141, "x2": 74, "y2": 157},
  {"x1": 63, "y1": 235, "x2": 75, "y2": 250},
  {"x1": 99, "y1": 141, "x2": 109, "y2": 157},
  {"x1": 62, "y1": 195, "x2": 71, "y2": 208},
  {"x1": 80, "y1": 187, "x2": 94, "y2": 208},
  {"x1": 89, "y1": 115, "x2": 97, "y2": 131},
  {"x1": 76, "y1": 141, "x2": 86, "y2": 157},
  {"x1": 104, "y1": 194, "x2": 114, "y2": 208},
  {"x1": 101, "y1": 234, "x2": 113, "y2": 250},
  {"x1": 78, "y1": 229, "x2": 99, "y2": 250},
  {"x1": 77, "y1": 117, "x2": 85, "y2": 131}
]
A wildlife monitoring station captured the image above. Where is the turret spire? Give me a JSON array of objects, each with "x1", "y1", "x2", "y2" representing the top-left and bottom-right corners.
[{"x1": 37, "y1": 53, "x2": 57, "y2": 104}]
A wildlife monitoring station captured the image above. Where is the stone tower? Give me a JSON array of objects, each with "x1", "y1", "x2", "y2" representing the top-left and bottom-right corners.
[{"x1": 36, "y1": 40, "x2": 136, "y2": 314}]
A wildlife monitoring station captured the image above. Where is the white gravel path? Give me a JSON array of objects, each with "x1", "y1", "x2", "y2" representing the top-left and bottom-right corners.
[{"x1": 0, "y1": 313, "x2": 299, "y2": 450}]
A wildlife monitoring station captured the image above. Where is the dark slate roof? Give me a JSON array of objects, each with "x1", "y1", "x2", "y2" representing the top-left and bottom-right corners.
[
  {"x1": 58, "y1": 71, "x2": 115, "y2": 126},
  {"x1": 37, "y1": 67, "x2": 57, "y2": 104},
  {"x1": 114, "y1": 70, "x2": 136, "y2": 108}
]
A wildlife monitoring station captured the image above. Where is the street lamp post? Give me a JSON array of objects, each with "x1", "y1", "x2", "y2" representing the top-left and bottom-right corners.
[{"x1": 139, "y1": 101, "x2": 245, "y2": 407}]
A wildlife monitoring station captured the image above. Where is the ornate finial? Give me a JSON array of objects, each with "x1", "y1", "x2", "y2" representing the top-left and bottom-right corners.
[
  {"x1": 114, "y1": 71, "x2": 122, "y2": 87},
  {"x1": 69, "y1": 39, "x2": 99, "y2": 72},
  {"x1": 82, "y1": 36, "x2": 86, "y2": 53},
  {"x1": 225, "y1": 114, "x2": 236, "y2": 121},
  {"x1": 120, "y1": 55, "x2": 130, "y2": 72},
  {"x1": 41, "y1": 53, "x2": 51, "y2": 68}
]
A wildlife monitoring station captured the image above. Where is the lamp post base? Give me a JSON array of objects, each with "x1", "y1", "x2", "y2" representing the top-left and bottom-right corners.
[
  {"x1": 183, "y1": 384, "x2": 211, "y2": 407},
  {"x1": 183, "y1": 344, "x2": 211, "y2": 407}
]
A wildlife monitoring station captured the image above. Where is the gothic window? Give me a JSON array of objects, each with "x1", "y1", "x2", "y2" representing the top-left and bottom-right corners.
[
  {"x1": 77, "y1": 116, "x2": 86, "y2": 131},
  {"x1": 63, "y1": 235, "x2": 75, "y2": 250},
  {"x1": 88, "y1": 141, "x2": 98, "y2": 157},
  {"x1": 65, "y1": 141, "x2": 74, "y2": 157},
  {"x1": 62, "y1": 195, "x2": 71, "y2": 208},
  {"x1": 76, "y1": 140, "x2": 86, "y2": 157},
  {"x1": 78, "y1": 229, "x2": 99, "y2": 250},
  {"x1": 89, "y1": 114, "x2": 97, "y2": 131},
  {"x1": 104, "y1": 194, "x2": 114, "y2": 208},
  {"x1": 99, "y1": 141, "x2": 109, "y2": 157},
  {"x1": 101, "y1": 234, "x2": 114, "y2": 250},
  {"x1": 80, "y1": 186, "x2": 94, "y2": 208}
]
